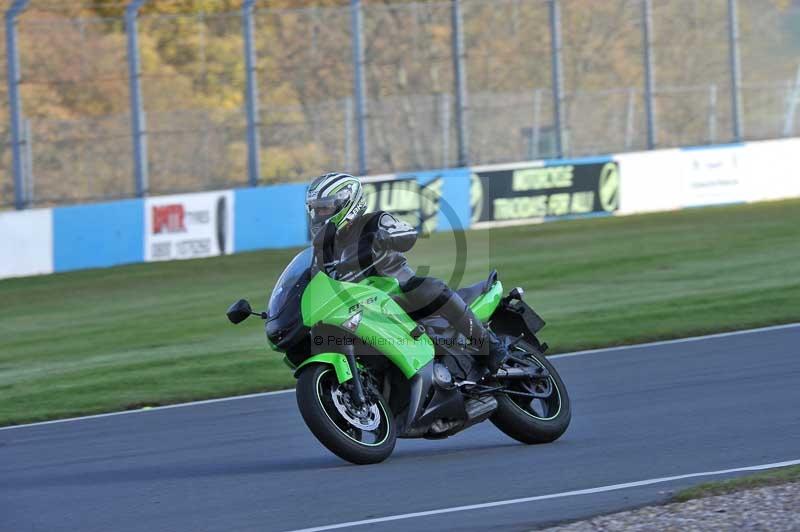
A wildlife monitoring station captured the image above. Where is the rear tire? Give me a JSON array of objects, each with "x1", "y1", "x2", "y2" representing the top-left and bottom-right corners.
[
  {"x1": 296, "y1": 364, "x2": 396, "y2": 465},
  {"x1": 490, "y1": 339, "x2": 571, "y2": 444}
]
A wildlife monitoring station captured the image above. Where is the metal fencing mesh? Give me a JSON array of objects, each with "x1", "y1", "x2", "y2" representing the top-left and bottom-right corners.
[
  {"x1": 650, "y1": 0, "x2": 733, "y2": 147},
  {"x1": 560, "y1": 0, "x2": 646, "y2": 155},
  {"x1": 17, "y1": 14, "x2": 133, "y2": 204},
  {"x1": 739, "y1": 0, "x2": 800, "y2": 139},
  {"x1": 464, "y1": 0, "x2": 555, "y2": 162},
  {"x1": 254, "y1": 5, "x2": 354, "y2": 182},
  {"x1": 363, "y1": 2, "x2": 456, "y2": 172},
  {"x1": 1, "y1": 0, "x2": 798, "y2": 209},
  {"x1": 138, "y1": 11, "x2": 247, "y2": 194}
]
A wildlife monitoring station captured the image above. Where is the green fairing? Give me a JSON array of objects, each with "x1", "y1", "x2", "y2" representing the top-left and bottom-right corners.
[
  {"x1": 301, "y1": 272, "x2": 434, "y2": 379},
  {"x1": 360, "y1": 276, "x2": 401, "y2": 295},
  {"x1": 295, "y1": 353, "x2": 353, "y2": 383},
  {"x1": 468, "y1": 280, "x2": 504, "y2": 322}
]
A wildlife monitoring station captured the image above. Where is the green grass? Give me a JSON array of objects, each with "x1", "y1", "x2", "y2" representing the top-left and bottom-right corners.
[
  {"x1": 1, "y1": 199, "x2": 799, "y2": 426},
  {"x1": 673, "y1": 465, "x2": 800, "y2": 502}
]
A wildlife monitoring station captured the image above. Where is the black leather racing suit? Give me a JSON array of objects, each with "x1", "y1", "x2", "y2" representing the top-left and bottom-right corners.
[{"x1": 314, "y1": 211, "x2": 496, "y2": 358}]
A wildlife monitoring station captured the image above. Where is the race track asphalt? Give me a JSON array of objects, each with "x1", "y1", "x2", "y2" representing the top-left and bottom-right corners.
[{"x1": 2, "y1": 324, "x2": 799, "y2": 532}]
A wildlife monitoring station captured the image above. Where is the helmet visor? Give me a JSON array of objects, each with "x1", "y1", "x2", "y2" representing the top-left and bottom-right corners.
[
  {"x1": 308, "y1": 196, "x2": 344, "y2": 224},
  {"x1": 307, "y1": 188, "x2": 353, "y2": 234}
]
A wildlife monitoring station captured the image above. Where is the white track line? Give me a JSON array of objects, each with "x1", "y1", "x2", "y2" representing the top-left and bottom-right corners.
[
  {"x1": 548, "y1": 322, "x2": 800, "y2": 360},
  {"x1": 0, "y1": 389, "x2": 294, "y2": 432},
  {"x1": 2, "y1": 322, "x2": 798, "y2": 432},
  {"x1": 285, "y1": 459, "x2": 800, "y2": 532}
]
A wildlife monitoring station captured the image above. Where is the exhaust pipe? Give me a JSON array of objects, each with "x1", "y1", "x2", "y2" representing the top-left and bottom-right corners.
[{"x1": 495, "y1": 366, "x2": 550, "y2": 380}]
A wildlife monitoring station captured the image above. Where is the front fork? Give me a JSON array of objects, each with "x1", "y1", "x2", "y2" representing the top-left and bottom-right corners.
[{"x1": 342, "y1": 343, "x2": 367, "y2": 406}]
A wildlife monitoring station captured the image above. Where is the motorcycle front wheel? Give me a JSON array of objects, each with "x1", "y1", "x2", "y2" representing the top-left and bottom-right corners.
[
  {"x1": 296, "y1": 364, "x2": 396, "y2": 465},
  {"x1": 490, "y1": 338, "x2": 571, "y2": 444}
]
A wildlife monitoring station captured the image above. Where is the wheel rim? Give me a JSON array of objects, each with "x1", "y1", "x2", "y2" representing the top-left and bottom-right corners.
[
  {"x1": 504, "y1": 347, "x2": 563, "y2": 421},
  {"x1": 315, "y1": 368, "x2": 390, "y2": 447}
]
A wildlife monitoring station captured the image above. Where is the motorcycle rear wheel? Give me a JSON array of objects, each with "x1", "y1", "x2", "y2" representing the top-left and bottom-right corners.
[
  {"x1": 296, "y1": 364, "x2": 396, "y2": 464},
  {"x1": 490, "y1": 338, "x2": 571, "y2": 444}
]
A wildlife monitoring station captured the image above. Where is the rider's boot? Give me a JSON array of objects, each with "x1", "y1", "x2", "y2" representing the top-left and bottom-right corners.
[
  {"x1": 448, "y1": 300, "x2": 509, "y2": 374},
  {"x1": 483, "y1": 328, "x2": 510, "y2": 374},
  {"x1": 400, "y1": 276, "x2": 509, "y2": 374}
]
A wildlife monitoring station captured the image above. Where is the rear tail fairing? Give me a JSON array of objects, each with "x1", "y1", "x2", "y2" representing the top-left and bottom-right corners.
[
  {"x1": 489, "y1": 292, "x2": 548, "y2": 352},
  {"x1": 468, "y1": 279, "x2": 504, "y2": 322}
]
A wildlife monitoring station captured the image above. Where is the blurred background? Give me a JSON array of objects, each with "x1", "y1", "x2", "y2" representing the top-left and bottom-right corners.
[{"x1": 0, "y1": 0, "x2": 798, "y2": 209}]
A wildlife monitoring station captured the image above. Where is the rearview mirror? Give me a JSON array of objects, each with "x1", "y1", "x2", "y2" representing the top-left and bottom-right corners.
[{"x1": 226, "y1": 299, "x2": 253, "y2": 324}]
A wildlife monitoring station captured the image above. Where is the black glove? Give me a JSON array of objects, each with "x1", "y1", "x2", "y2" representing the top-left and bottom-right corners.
[{"x1": 370, "y1": 230, "x2": 388, "y2": 256}]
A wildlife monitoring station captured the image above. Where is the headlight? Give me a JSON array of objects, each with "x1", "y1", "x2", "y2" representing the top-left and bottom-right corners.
[{"x1": 342, "y1": 311, "x2": 362, "y2": 332}]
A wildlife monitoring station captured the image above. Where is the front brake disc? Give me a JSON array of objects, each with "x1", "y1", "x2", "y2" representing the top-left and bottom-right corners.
[{"x1": 330, "y1": 385, "x2": 381, "y2": 431}]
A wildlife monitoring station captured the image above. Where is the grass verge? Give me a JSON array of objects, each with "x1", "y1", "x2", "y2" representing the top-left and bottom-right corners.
[
  {"x1": 673, "y1": 465, "x2": 800, "y2": 502},
  {"x1": 1, "y1": 199, "x2": 799, "y2": 426}
]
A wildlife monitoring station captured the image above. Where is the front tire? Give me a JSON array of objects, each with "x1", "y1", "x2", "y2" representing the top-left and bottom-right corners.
[
  {"x1": 490, "y1": 339, "x2": 571, "y2": 444},
  {"x1": 296, "y1": 364, "x2": 396, "y2": 465}
]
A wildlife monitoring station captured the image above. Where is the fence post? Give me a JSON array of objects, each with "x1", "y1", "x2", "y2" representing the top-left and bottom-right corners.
[
  {"x1": 5, "y1": 0, "x2": 29, "y2": 210},
  {"x1": 708, "y1": 84, "x2": 718, "y2": 144},
  {"x1": 125, "y1": 0, "x2": 148, "y2": 197},
  {"x1": 548, "y1": 0, "x2": 565, "y2": 158},
  {"x1": 451, "y1": 0, "x2": 469, "y2": 167},
  {"x1": 641, "y1": 0, "x2": 656, "y2": 149},
  {"x1": 350, "y1": 0, "x2": 368, "y2": 176},
  {"x1": 784, "y1": 65, "x2": 800, "y2": 136},
  {"x1": 439, "y1": 92, "x2": 451, "y2": 168},
  {"x1": 624, "y1": 87, "x2": 636, "y2": 149},
  {"x1": 344, "y1": 97, "x2": 354, "y2": 172},
  {"x1": 531, "y1": 88, "x2": 542, "y2": 160},
  {"x1": 727, "y1": 0, "x2": 743, "y2": 141},
  {"x1": 242, "y1": 0, "x2": 261, "y2": 187},
  {"x1": 23, "y1": 117, "x2": 33, "y2": 202}
]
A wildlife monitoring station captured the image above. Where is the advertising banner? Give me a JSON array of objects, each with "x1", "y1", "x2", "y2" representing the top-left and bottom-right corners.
[
  {"x1": 398, "y1": 168, "x2": 472, "y2": 232},
  {"x1": 471, "y1": 159, "x2": 620, "y2": 226},
  {"x1": 679, "y1": 145, "x2": 749, "y2": 208},
  {"x1": 330, "y1": 173, "x2": 455, "y2": 236},
  {"x1": 361, "y1": 176, "x2": 423, "y2": 228},
  {"x1": 615, "y1": 139, "x2": 800, "y2": 216},
  {"x1": 145, "y1": 190, "x2": 234, "y2": 261}
]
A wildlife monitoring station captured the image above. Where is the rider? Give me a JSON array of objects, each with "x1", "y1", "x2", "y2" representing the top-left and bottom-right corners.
[{"x1": 305, "y1": 172, "x2": 509, "y2": 373}]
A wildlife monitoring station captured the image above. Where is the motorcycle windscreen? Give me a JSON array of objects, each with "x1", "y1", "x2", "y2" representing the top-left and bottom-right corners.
[
  {"x1": 268, "y1": 247, "x2": 313, "y2": 319},
  {"x1": 266, "y1": 247, "x2": 313, "y2": 349}
]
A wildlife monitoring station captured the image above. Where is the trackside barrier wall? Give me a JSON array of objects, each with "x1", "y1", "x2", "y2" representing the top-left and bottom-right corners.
[
  {"x1": 53, "y1": 200, "x2": 144, "y2": 272},
  {"x1": 234, "y1": 184, "x2": 308, "y2": 252},
  {"x1": 0, "y1": 208, "x2": 53, "y2": 278},
  {"x1": 616, "y1": 138, "x2": 800, "y2": 215},
  {"x1": 0, "y1": 138, "x2": 799, "y2": 280}
]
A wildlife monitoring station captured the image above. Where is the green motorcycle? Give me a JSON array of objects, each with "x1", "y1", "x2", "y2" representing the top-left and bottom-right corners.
[{"x1": 227, "y1": 244, "x2": 570, "y2": 465}]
